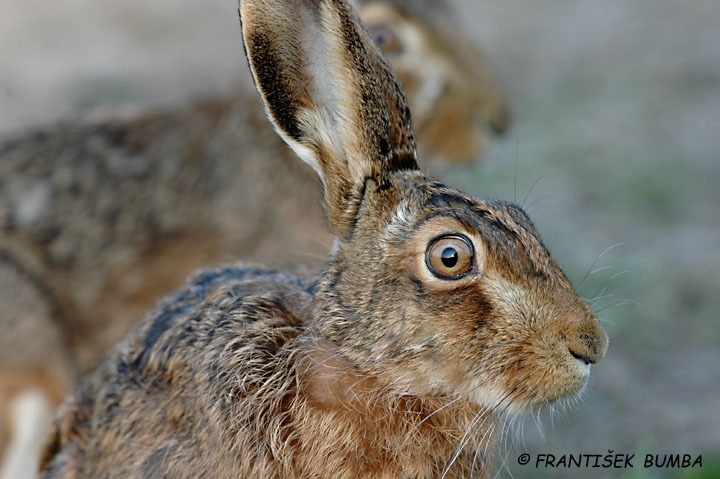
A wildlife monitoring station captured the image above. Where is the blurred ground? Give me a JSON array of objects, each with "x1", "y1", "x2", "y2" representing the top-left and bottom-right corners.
[{"x1": 1, "y1": 0, "x2": 719, "y2": 478}]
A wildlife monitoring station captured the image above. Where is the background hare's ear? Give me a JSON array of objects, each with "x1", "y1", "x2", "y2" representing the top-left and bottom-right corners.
[{"x1": 240, "y1": 0, "x2": 418, "y2": 239}]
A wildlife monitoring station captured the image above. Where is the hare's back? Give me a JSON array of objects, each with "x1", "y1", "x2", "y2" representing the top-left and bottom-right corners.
[{"x1": 42, "y1": 265, "x2": 313, "y2": 478}]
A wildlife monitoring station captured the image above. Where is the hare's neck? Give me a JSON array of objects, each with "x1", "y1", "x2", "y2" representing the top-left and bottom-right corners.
[{"x1": 295, "y1": 340, "x2": 498, "y2": 478}]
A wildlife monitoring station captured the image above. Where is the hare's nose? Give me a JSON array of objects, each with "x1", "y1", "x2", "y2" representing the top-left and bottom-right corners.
[{"x1": 567, "y1": 319, "x2": 609, "y2": 366}]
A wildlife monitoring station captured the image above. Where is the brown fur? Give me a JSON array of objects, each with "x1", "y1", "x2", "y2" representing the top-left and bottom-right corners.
[
  {"x1": 41, "y1": 0, "x2": 606, "y2": 477},
  {"x1": 41, "y1": 268, "x2": 493, "y2": 478},
  {"x1": 1, "y1": 1, "x2": 511, "y2": 473}
]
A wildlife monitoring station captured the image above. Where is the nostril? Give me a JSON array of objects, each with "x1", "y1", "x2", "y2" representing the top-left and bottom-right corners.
[{"x1": 569, "y1": 348, "x2": 593, "y2": 365}]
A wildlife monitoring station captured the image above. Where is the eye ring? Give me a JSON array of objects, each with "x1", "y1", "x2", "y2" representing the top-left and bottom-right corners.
[{"x1": 425, "y1": 234, "x2": 475, "y2": 280}]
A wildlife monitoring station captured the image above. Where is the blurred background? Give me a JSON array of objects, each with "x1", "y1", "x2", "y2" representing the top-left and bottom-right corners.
[{"x1": 1, "y1": 0, "x2": 718, "y2": 478}]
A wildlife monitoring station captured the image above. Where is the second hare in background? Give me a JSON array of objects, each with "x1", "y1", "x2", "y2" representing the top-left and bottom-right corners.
[
  {"x1": 41, "y1": 0, "x2": 606, "y2": 477},
  {"x1": 355, "y1": 0, "x2": 511, "y2": 163}
]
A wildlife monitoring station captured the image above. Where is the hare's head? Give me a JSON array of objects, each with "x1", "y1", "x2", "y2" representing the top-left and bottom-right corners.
[
  {"x1": 241, "y1": 0, "x2": 606, "y2": 413},
  {"x1": 353, "y1": 0, "x2": 511, "y2": 165}
]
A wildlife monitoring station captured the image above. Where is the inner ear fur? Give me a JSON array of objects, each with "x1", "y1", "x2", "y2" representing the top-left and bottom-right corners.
[{"x1": 240, "y1": 0, "x2": 418, "y2": 239}]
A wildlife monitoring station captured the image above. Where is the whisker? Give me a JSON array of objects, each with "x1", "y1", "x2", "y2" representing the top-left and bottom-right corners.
[
  {"x1": 587, "y1": 270, "x2": 630, "y2": 305},
  {"x1": 526, "y1": 201, "x2": 570, "y2": 215},
  {"x1": 524, "y1": 194, "x2": 563, "y2": 214},
  {"x1": 472, "y1": 420, "x2": 497, "y2": 476},
  {"x1": 586, "y1": 293, "x2": 616, "y2": 305},
  {"x1": 444, "y1": 373, "x2": 536, "y2": 478},
  {"x1": 577, "y1": 242, "x2": 626, "y2": 288},
  {"x1": 513, "y1": 136, "x2": 519, "y2": 204},
  {"x1": 399, "y1": 395, "x2": 466, "y2": 448},
  {"x1": 586, "y1": 265, "x2": 616, "y2": 277},
  {"x1": 521, "y1": 166, "x2": 559, "y2": 210},
  {"x1": 440, "y1": 390, "x2": 516, "y2": 478},
  {"x1": 594, "y1": 298, "x2": 639, "y2": 314}
]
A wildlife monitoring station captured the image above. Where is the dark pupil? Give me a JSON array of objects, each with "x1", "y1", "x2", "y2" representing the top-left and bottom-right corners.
[{"x1": 440, "y1": 247, "x2": 458, "y2": 268}]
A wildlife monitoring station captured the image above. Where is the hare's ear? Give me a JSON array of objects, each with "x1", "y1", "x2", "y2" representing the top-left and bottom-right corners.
[{"x1": 240, "y1": 0, "x2": 418, "y2": 239}]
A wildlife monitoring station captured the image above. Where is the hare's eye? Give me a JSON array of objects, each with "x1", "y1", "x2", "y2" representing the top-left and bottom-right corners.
[
  {"x1": 426, "y1": 235, "x2": 474, "y2": 280},
  {"x1": 370, "y1": 25, "x2": 402, "y2": 55}
]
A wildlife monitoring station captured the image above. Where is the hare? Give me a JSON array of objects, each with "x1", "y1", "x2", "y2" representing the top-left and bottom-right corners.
[
  {"x1": 352, "y1": 0, "x2": 511, "y2": 164},
  {"x1": 40, "y1": 0, "x2": 607, "y2": 477},
  {"x1": 0, "y1": 0, "x2": 510, "y2": 476}
]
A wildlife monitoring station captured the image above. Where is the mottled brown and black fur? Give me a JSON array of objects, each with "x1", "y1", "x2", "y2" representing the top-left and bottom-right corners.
[
  {"x1": 1, "y1": 1, "x2": 512, "y2": 475},
  {"x1": 41, "y1": 0, "x2": 605, "y2": 477}
]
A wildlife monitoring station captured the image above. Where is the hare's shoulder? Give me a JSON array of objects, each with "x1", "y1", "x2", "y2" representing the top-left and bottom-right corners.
[
  {"x1": 76, "y1": 264, "x2": 313, "y2": 402},
  {"x1": 42, "y1": 265, "x2": 314, "y2": 476},
  {"x1": 71, "y1": 264, "x2": 314, "y2": 408},
  {"x1": 124, "y1": 263, "x2": 315, "y2": 372}
]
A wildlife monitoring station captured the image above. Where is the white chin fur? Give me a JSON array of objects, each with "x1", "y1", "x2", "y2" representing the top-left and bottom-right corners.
[{"x1": 465, "y1": 383, "x2": 526, "y2": 416}]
